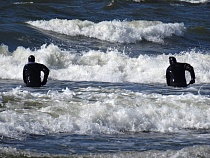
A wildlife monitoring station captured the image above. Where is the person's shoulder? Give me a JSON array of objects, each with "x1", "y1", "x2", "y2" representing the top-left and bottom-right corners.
[
  {"x1": 166, "y1": 65, "x2": 172, "y2": 70},
  {"x1": 182, "y1": 62, "x2": 191, "y2": 66},
  {"x1": 26, "y1": 62, "x2": 42, "y2": 67},
  {"x1": 33, "y1": 62, "x2": 42, "y2": 66},
  {"x1": 183, "y1": 62, "x2": 193, "y2": 68},
  {"x1": 40, "y1": 63, "x2": 48, "y2": 67},
  {"x1": 176, "y1": 62, "x2": 186, "y2": 66}
]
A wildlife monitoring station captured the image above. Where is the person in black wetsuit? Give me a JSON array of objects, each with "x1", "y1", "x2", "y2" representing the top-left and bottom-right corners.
[
  {"x1": 23, "y1": 55, "x2": 49, "y2": 87},
  {"x1": 166, "y1": 56, "x2": 195, "y2": 87}
]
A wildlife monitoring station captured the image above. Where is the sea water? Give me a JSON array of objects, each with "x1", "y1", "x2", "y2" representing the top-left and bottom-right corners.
[{"x1": 0, "y1": 0, "x2": 210, "y2": 157}]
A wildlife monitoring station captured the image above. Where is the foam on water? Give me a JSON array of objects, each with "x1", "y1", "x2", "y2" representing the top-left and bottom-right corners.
[
  {"x1": 0, "y1": 145, "x2": 210, "y2": 158},
  {"x1": 14, "y1": 2, "x2": 33, "y2": 5},
  {"x1": 1, "y1": 0, "x2": 209, "y2": 156},
  {"x1": 0, "y1": 44, "x2": 210, "y2": 84},
  {"x1": 26, "y1": 19, "x2": 185, "y2": 44},
  {"x1": 179, "y1": 0, "x2": 209, "y2": 3},
  {"x1": 133, "y1": 0, "x2": 209, "y2": 3},
  {"x1": 1, "y1": 86, "x2": 210, "y2": 139}
]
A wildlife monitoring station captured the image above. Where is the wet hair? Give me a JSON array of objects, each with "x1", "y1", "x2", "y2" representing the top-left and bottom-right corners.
[
  {"x1": 169, "y1": 56, "x2": 177, "y2": 65},
  {"x1": 28, "y1": 55, "x2": 35, "y2": 62}
]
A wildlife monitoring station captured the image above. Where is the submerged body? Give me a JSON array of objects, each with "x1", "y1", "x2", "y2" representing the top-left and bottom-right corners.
[
  {"x1": 23, "y1": 55, "x2": 49, "y2": 87},
  {"x1": 166, "y1": 57, "x2": 195, "y2": 87}
]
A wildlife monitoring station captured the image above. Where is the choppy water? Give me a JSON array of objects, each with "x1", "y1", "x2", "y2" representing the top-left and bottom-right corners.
[{"x1": 0, "y1": 0, "x2": 210, "y2": 157}]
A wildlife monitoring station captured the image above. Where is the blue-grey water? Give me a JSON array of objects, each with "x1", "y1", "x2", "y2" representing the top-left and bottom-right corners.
[{"x1": 0, "y1": 0, "x2": 210, "y2": 157}]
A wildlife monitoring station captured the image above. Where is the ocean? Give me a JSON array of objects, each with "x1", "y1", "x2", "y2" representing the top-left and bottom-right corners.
[{"x1": 0, "y1": 0, "x2": 210, "y2": 157}]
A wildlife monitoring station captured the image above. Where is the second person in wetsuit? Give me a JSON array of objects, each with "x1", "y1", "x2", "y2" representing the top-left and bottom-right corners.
[{"x1": 166, "y1": 56, "x2": 195, "y2": 87}]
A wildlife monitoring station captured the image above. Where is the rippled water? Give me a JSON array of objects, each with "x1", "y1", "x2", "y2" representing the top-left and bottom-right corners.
[{"x1": 0, "y1": 0, "x2": 210, "y2": 157}]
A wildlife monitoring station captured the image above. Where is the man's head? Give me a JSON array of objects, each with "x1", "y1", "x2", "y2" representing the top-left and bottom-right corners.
[
  {"x1": 169, "y1": 56, "x2": 177, "y2": 65},
  {"x1": 28, "y1": 55, "x2": 35, "y2": 62}
]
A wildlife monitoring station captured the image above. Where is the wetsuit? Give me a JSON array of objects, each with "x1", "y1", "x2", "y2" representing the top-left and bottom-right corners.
[
  {"x1": 166, "y1": 62, "x2": 195, "y2": 87},
  {"x1": 23, "y1": 62, "x2": 49, "y2": 87}
]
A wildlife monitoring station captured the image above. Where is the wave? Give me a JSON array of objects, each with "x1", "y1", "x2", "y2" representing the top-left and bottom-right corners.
[
  {"x1": 0, "y1": 145, "x2": 210, "y2": 158},
  {"x1": 14, "y1": 2, "x2": 33, "y2": 5},
  {"x1": 26, "y1": 19, "x2": 185, "y2": 44},
  {"x1": 132, "y1": 0, "x2": 209, "y2": 3},
  {"x1": 1, "y1": 85, "x2": 210, "y2": 138},
  {"x1": 0, "y1": 44, "x2": 210, "y2": 84},
  {"x1": 179, "y1": 0, "x2": 209, "y2": 3}
]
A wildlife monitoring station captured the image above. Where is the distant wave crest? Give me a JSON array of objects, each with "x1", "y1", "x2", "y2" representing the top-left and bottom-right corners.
[{"x1": 27, "y1": 19, "x2": 185, "y2": 44}]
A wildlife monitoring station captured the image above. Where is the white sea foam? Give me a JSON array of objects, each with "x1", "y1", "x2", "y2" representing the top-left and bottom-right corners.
[
  {"x1": 0, "y1": 145, "x2": 210, "y2": 158},
  {"x1": 0, "y1": 44, "x2": 210, "y2": 84},
  {"x1": 179, "y1": 0, "x2": 209, "y2": 3},
  {"x1": 14, "y1": 2, "x2": 33, "y2": 5},
  {"x1": 133, "y1": 0, "x2": 209, "y2": 3},
  {"x1": 1, "y1": 86, "x2": 210, "y2": 139},
  {"x1": 26, "y1": 19, "x2": 185, "y2": 44}
]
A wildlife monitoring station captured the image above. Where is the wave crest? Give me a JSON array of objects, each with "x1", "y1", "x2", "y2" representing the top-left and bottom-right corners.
[{"x1": 27, "y1": 19, "x2": 185, "y2": 44}]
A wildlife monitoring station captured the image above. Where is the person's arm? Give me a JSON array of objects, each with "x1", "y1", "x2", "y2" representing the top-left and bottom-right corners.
[
  {"x1": 166, "y1": 67, "x2": 171, "y2": 86},
  {"x1": 23, "y1": 65, "x2": 27, "y2": 84},
  {"x1": 184, "y1": 63, "x2": 195, "y2": 84},
  {"x1": 41, "y1": 64, "x2": 50, "y2": 85}
]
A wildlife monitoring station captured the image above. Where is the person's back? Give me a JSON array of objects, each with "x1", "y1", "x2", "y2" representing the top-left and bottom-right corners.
[
  {"x1": 166, "y1": 62, "x2": 188, "y2": 87},
  {"x1": 166, "y1": 56, "x2": 195, "y2": 87},
  {"x1": 23, "y1": 55, "x2": 49, "y2": 87}
]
